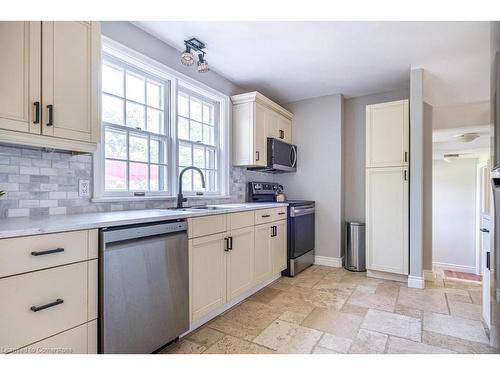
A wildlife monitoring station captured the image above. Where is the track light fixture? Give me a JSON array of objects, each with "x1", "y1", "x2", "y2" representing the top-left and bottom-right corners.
[{"x1": 181, "y1": 38, "x2": 209, "y2": 73}]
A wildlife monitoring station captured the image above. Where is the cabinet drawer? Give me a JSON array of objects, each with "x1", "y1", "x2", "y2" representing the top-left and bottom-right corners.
[
  {"x1": 0, "y1": 262, "x2": 88, "y2": 351},
  {"x1": 254, "y1": 207, "x2": 287, "y2": 225},
  {"x1": 188, "y1": 214, "x2": 227, "y2": 238},
  {"x1": 227, "y1": 211, "x2": 254, "y2": 230},
  {"x1": 0, "y1": 229, "x2": 96, "y2": 278},
  {"x1": 12, "y1": 322, "x2": 89, "y2": 354}
]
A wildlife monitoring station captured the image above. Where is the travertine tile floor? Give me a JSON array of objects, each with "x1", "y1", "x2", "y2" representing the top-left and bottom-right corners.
[{"x1": 162, "y1": 265, "x2": 500, "y2": 354}]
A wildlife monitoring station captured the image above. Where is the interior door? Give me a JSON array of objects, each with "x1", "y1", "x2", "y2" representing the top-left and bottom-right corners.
[
  {"x1": 366, "y1": 166, "x2": 409, "y2": 275},
  {"x1": 366, "y1": 99, "x2": 409, "y2": 168},
  {"x1": 254, "y1": 223, "x2": 272, "y2": 284},
  {"x1": 481, "y1": 216, "x2": 491, "y2": 326},
  {"x1": 227, "y1": 227, "x2": 255, "y2": 300},
  {"x1": 41, "y1": 21, "x2": 100, "y2": 143},
  {"x1": 0, "y1": 22, "x2": 41, "y2": 134}
]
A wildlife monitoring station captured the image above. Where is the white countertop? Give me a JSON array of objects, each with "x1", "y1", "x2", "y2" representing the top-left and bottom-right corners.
[{"x1": 0, "y1": 203, "x2": 288, "y2": 239}]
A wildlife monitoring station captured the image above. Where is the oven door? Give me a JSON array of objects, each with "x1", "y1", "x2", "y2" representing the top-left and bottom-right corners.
[{"x1": 288, "y1": 205, "x2": 315, "y2": 259}]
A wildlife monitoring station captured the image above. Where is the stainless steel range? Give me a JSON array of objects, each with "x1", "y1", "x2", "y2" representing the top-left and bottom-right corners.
[{"x1": 247, "y1": 182, "x2": 315, "y2": 276}]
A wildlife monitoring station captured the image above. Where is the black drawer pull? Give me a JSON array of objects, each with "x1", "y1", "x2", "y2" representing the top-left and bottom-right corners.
[
  {"x1": 480, "y1": 228, "x2": 490, "y2": 233},
  {"x1": 47, "y1": 104, "x2": 53, "y2": 126},
  {"x1": 278, "y1": 212, "x2": 286, "y2": 215},
  {"x1": 261, "y1": 214, "x2": 271, "y2": 218},
  {"x1": 31, "y1": 248, "x2": 64, "y2": 256},
  {"x1": 33, "y1": 101, "x2": 40, "y2": 124},
  {"x1": 30, "y1": 298, "x2": 64, "y2": 312},
  {"x1": 224, "y1": 237, "x2": 230, "y2": 252}
]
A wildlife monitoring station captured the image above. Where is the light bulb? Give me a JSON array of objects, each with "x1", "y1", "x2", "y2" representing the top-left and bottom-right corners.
[
  {"x1": 197, "y1": 54, "x2": 209, "y2": 73},
  {"x1": 181, "y1": 49, "x2": 194, "y2": 66}
]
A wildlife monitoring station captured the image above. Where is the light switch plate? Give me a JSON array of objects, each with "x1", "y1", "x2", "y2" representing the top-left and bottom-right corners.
[{"x1": 79, "y1": 179, "x2": 90, "y2": 197}]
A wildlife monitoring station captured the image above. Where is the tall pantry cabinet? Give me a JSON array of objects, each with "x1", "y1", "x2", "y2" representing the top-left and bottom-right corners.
[{"x1": 365, "y1": 99, "x2": 409, "y2": 276}]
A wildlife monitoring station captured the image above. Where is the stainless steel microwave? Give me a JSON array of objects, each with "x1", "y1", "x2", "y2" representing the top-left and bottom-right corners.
[{"x1": 248, "y1": 138, "x2": 297, "y2": 173}]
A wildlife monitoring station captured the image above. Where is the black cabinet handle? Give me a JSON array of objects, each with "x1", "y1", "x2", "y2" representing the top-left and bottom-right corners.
[
  {"x1": 278, "y1": 212, "x2": 286, "y2": 215},
  {"x1": 279, "y1": 130, "x2": 284, "y2": 139},
  {"x1": 31, "y1": 248, "x2": 64, "y2": 256},
  {"x1": 30, "y1": 298, "x2": 64, "y2": 312},
  {"x1": 262, "y1": 214, "x2": 270, "y2": 218},
  {"x1": 487, "y1": 251, "x2": 491, "y2": 270},
  {"x1": 480, "y1": 228, "x2": 490, "y2": 233},
  {"x1": 224, "y1": 237, "x2": 229, "y2": 252},
  {"x1": 228, "y1": 236, "x2": 233, "y2": 250},
  {"x1": 270, "y1": 225, "x2": 277, "y2": 237},
  {"x1": 255, "y1": 151, "x2": 260, "y2": 161},
  {"x1": 33, "y1": 102, "x2": 40, "y2": 124},
  {"x1": 46, "y1": 104, "x2": 53, "y2": 126}
]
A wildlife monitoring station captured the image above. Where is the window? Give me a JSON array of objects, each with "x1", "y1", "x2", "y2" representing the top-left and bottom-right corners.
[
  {"x1": 95, "y1": 39, "x2": 230, "y2": 201},
  {"x1": 101, "y1": 58, "x2": 169, "y2": 194},
  {"x1": 177, "y1": 90, "x2": 219, "y2": 193}
]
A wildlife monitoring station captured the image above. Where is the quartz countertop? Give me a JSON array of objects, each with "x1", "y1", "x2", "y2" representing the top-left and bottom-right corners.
[{"x1": 0, "y1": 203, "x2": 288, "y2": 239}]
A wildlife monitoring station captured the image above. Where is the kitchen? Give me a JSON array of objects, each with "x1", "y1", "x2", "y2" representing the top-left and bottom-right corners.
[{"x1": 1, "y1": 5, "x2": 500, "y2": 371}]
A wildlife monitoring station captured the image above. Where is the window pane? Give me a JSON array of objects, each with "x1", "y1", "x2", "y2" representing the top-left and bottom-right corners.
[
  {"x1": 105, "y1": 128, "x2": 127, "y2": 159},
  {"x1": 102, "y1": 94, "x2": 124, "y2": 125},
  {"x1": 150, "y1": 139, "x2": 159, "y2": 164},
  {"x1": 190, "y1": 121, "x2": 202, "y2": 143},
  {"x1": 203, "y1": 103, "x2": 213, "y2": 125},
  {"x1": 178, "y1": 93, "x2": 189, "y2": 117},
  {"x1": 126, "y1": 72, "x2": 145, "y2": 103},
  {"x1": 178, "y1": 117, "x2": 189, "y2": 140},
  {"x1": 129, "y1": 134, "x2": 148, "y2": 162},
  {"x1": 179, "y1": 168, "x2": 192, "y2": 191},
  {"x1": 179, "y1": 143, "x2": 192, "y2": 166},
  {"x1": 203, "y1": 125, "x2": 214, "y2": 145},
  {"x1": 129, "y1": 162, "x2": 148, "y2": 191},
  {"x1": 105, "y1": 159, "x2": 127, "y2": 191},
  {"x1": 102, "y1": 63, "x2": 124, "y2": 96},
  {"x1": 193, "y1": 146, "x2": 205, "y2": 169},
  {"x1": 190, "y1": 97, "x2": 202, "y2": 121},
  {"x1": 126, "y1": 101, "x2": 145, "y2": 130},
  {"x1": 208, "y1": 170, "x2": 216, "y2": 192},
  {"x1": 147, "y1": 81, "x2": 162, "y2": 109},
  {"x1": 193, "y1": 170, "x2": 205, "y2": 191},
  {"x1": 150, "y1": 165, "x2": 167, "y2": 192},
  {"x1": 147, "y1": 108, "x2": 161, "y2": 134},
  {"x1": 206, "y1": 148, "x2": 216, "y2": 169}
]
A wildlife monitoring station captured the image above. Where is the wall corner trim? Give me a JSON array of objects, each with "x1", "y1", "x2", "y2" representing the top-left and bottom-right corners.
[
  {"x1": 314, "y1": 255, "x2": 343, "y2": 268},
  {"x1": 408, "y1": 275, "x2": 425, "y2": 289}
]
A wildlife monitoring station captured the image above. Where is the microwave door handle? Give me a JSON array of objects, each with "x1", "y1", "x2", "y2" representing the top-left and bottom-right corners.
[{"x1": 290, "y1": 146, "x2": 297, "y2": 168}]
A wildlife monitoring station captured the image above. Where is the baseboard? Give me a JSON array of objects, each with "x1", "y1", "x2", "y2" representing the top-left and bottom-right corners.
[
  {"x1": 184, "y1": 273, "x2": 281, "y2": 335},
  {"x1": 314, "y1": 255, "x2": 343, "y2": 268},
  {"x1": 408, "y1": 275, "x2": 425, "y2": 289},
  {"x1": 433, "y1": 262, "x2": 476, "y2": 274},
  {"x1": 423, "y1": 269, "x2": 435, "y2": 281},
  {"x1": 366, "y1": 269, "x2": 408, "y2": 283}
]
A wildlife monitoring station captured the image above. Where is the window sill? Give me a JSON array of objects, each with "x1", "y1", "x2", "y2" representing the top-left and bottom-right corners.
[{"x1": 91, "y1": 195, "x2": 232, "y2": 203}]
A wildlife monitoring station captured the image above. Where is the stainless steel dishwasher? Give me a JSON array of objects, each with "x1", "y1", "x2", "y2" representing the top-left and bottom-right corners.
[{"x1": 99, "y1": 220, "x2": 188, "y2": 354}]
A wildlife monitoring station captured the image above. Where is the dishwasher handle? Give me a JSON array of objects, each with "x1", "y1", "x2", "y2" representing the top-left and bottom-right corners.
[{"x1": 101, "y1": 221, "x2": 187, "y2": 244}]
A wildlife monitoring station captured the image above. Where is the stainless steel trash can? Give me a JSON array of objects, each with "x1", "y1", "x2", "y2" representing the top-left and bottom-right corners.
[{"x1": 344, "y1": 222, "x2": 366, "y2": 272}]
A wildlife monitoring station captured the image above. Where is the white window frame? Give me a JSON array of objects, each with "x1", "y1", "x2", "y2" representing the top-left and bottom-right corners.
[{"x1": 93, "y1": 37, "x2": 231, "y2": 202}]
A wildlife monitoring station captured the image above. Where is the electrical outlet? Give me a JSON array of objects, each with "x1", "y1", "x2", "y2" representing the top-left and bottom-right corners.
[{"x1": 79, "y1": 179, "x2": 90, "y2": 197}]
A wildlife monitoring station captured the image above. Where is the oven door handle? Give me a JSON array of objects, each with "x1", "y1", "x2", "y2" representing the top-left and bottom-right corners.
[{"x1": 290, "y1": 207, "x2": 315, "y2": 217}]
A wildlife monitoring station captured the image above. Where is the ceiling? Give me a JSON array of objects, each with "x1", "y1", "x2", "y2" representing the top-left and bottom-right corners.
[
  {"x1": 433, "y1": 125, "x2": 490, "y2": 160},
  {"x1": 134, "y1": 21, "x2": 491, "y2": 105}
]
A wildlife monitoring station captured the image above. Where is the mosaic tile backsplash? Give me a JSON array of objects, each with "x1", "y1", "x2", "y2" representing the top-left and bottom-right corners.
[{"x1": 0, "y1": 144, "x2": 273, "y2": 218}]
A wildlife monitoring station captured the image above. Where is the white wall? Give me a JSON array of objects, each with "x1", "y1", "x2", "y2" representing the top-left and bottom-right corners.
[
  {"x1": 277, "y1": 94, "x2": 344, "y2": 259},
  {"x1": 433, "y1": 158, "x2": 478, "y2": 272}
]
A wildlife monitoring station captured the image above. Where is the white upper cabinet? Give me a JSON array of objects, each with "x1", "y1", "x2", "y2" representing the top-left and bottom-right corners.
[
  {"x1": 41, "y1": 22, "x2": 100, "y2": 144},
  {"x1": 232, "y1": 91, "x2": 293, "y2": 167},
  {"x1": 0, "y1": 22, "x2": 41, "y2": 134},
  {"x1": 0, "y1": 21, "x2": 100, "y2": 153},
  {"x1": 366, "y1": 99, "x2": 409, "y2": 168}
]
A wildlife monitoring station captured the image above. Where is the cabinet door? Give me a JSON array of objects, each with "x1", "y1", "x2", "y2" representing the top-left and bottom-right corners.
[
  {"x1": 254, "y1": 223, "x2": 273, "y2": 284},
  {"x1": 277, "y1": 115, "x2": 292, "y2": 143},
  {"x1": 0, "y1": 22, "x2": 41, "y2": 134},
  {"x1": 266, "y1": 109, "x2": 280, "y2": 139},
  {"x1": 227, "y1": 227, "x2": 255, "y2": 300},
  {"x1": 271, "y1": 220, "x2": 287, "y2": 274},
  {"x1": 189, "y1": 233, "x2": 227, "y2": 322},
  {"x1": 366, "y1": 99, "x2": 409, "y2": 168},
  {"x1": 366, "y1": 167, "x2": 409, "y2": 275},
  {"x1": 254, "y1": 102, "x2": 268, "y2": 166},
  {"x1": 41, "y1": 21, "x2": 100, "y2": 143}
]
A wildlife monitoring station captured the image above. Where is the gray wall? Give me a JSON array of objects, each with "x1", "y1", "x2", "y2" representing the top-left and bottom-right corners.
[
  {"x1": 423, "y1": 102, "x2": 433, "y2": 271},
  {"x1": 276, "y1": 94, "x2": 344, "y2": 259},
  {"x1": 343, "y1": 88, "x2": 409, "y2": 222}
]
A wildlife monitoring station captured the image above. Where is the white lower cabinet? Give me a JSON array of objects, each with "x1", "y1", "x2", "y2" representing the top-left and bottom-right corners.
[
  {"x1": 189, "y1": 233, "x2": 227, "y2": 322},
  {"x1": 366, "y1": 167, "x2": 409, "y2": 275},
  {"x1": 226, "y1": 226, "x2": 255, "y2": 301},
  {"x1": 188, "y1": 209, "x2": 288, "y2": 323}
]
